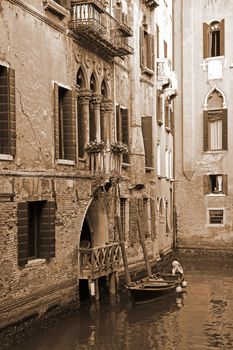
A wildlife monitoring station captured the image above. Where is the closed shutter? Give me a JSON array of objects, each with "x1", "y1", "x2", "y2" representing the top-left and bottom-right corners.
[
  {"x1": 121, "y1": 108, "x2": 129, "y2": 164},
  {"x1": 222, "y1": 174, "x2": 228, "y2": 195},
  {"x1": 63, "y1": 88, "x2": 76, "y2": 160},
  {"x1": 78, "y1": 98, "x2": 84, "y2": 158},
  {"x1": 0, "y1": 66, "x2": 10, "y2": 154},
  {"x1": 171, "y1": 109, "x2": 174, "y2": 134},
  {"x1": 140, "y1": 27, "x2": 145, "y2": 68},
  {"x1": 18, "y1": 202, "x2": 29, "y2": 267},
  {"x1": 203, "y1": 22, "x2": 209, "y2": 58},
  {"x1": 129, "y1": 198, "x2": 138, "y2": 243},
  {"x1": 9, "y1": 68, "x2": 16, "y2": 155},
  {"x1": 157, "y1": 94, "x2": 162, "y2": 123},
  {"x1": 203, "y1": 175, "x2": 210, "y2": 195},
  {"x1": 151, "y1": 35, "x2": 155, "y2": 71},
  {"x1": 156, "y1": 25, "x2": 159, "y2": 59},
  {"x1": 54, "y1": 83, "x2": 60, "y2": 159},
  {"x1": 141, "y1": 116, "x2": 153, "y2": 168},
  {"x1": 116, "y1": 104, "x2": 120, "y2": 141},
  {"x1": 40, "y1": 201, "x2": 56, "y2": 259},
  {"x1": 220, "y1": 19, "x2": 225, "y2": 56},
  {"x1": 203, "y1": 111, "x2": 209, "y2": 151},
  {"x1": 222, "y1": 109, "x2": 228, "y2": 150},
  {"x1": 150, "y1": 198, "x2": 156, "y2": 239}
]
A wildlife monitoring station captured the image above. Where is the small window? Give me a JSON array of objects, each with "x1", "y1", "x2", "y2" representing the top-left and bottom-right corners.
[
  {"x1": 0, "y1": 65, "x2": 16, "y2": 156},
  {"x1": 203, "y1": 174, "x2": 227, "y2": 195},
  {"x1": 209, "y1": 209, "x2": 224, "y2": 225},
  {"x1": 116, "y1": 105, "x2": 129, "y2": 164},
  {"x1": 140, "y1": 27, "x2": 155, "y2": 73},
  {"x1": 141, "y1": 116, "x2": 153, "y2": 168},
  {"x1": 203, "y1": 19, "x2": 224, "y2": 58},
  {"x1": 18, "y1": 201, "x2": 56, "y2": 266},
  {"x1": 54, "y1": 83, "x2": 76, "y2": 161}
]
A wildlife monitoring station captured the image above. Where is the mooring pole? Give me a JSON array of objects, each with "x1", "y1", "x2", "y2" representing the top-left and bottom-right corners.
[
  {"x1": 137, "y1": 214, "x2": 152, "y2": 278},
  {"x1": 116, "y1": 215, "x2": 132, "y2": 286}
]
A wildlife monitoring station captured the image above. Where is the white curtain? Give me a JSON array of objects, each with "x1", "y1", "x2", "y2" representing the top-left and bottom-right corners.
[{"x1": 210, "y1": 119, "x2": 222, "y2": 150}]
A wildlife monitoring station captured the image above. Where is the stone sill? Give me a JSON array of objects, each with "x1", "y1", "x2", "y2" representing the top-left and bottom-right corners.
[
  {"x1": 57, "y1": 159, "x2": 75, "y2": 166},
  {"x1": 0, "y1": 154, "x2": 13, "y2": 161},
  {"x1": 27, "y1": 258, "x2": 47, "y2": 267}
]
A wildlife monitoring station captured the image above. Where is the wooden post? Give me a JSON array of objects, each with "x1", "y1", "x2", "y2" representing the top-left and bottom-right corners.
[
  {"x1": 137, "y1": 214, "x2": 152, "y2": 277},
  {"x1": 116, "y1": 215, "x2": 132, "y2": 286}
]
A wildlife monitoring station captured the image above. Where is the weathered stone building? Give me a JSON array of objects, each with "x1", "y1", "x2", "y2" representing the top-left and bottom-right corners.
[
  {"x1": 0, "y1": 0, "x2": 177, "y2": 338},
  {"x1": 173, "y1": 0, "x2": 233, "y2": 250}
]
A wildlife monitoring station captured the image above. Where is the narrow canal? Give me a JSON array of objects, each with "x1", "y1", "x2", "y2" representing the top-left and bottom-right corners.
[{"x1": 8, "y1": 257, "x2": 233, "y2": 350}]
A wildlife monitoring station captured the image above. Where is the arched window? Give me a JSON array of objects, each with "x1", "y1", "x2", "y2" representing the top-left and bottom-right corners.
[
  {"x1": 203, "y1": 88, "x2": 228, "y2": 151},
  {"x1": 89, "y1": 73, "x2": 97, "y2": 142},
  {"x1": 203, "y1": 19, "x2": 224, "y2": 58},
  {"x1": 77, "y1": 67, "x2": 86, "y2": 158}
]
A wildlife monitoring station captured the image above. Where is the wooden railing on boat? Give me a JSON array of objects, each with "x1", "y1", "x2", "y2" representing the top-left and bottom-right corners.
[{"x1": 79, "y1": 243, "x2": 121, "y2": 279}]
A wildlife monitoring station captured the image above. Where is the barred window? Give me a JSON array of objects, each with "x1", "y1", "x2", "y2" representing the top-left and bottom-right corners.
[{"x1": 209, "y1": 209, "x2": 224, "y2": 225}]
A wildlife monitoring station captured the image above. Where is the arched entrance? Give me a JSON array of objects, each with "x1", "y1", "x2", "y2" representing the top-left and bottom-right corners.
[{"x1": 78, "y1": 196, "x2": 121, "y2": 304}]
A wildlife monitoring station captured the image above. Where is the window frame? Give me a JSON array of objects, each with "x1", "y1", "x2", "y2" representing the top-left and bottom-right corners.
[
  {"x1": 203, "y1": 19, "x2": 225, "y2": 59},
  {"x1": 207, "y1": 208, "x2": 224, "y2": 227}
]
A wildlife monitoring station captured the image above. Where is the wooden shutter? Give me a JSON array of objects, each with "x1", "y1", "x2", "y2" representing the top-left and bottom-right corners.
[
  {"x1": 149, "y1": 34, "x2": 155, "y2": 71},
  {"x1": 156, "y1": 25, "x2": 159, "y2": 59},
  {"x1": 203, "y1": 22, "x2": 209, "y2": 58},
  {"x1": 140, "y1": 27, "x2": 145, "y2": 68},
  {"x1": 220, "y1": 19, "x2": 225, "y2": 56},
  {"x1": 9, "y1": 68, "x2": 16, "y2": 155},
  {"x1": 222, "y1": 109, "x2": 228, "y2": 150},
  {"x1": 203, "y1": 111, "x2": 209, "y2": 151},
  {"x1": 63, "y1": 88, "x2": 76, "y2": 160},
  {"x1": 203, "y1": 175, "x2": 210, "y2": 195},
  {"x1": 141, "y1": 116, "x2": 153, "y2": 168},
  {"x1": 157, "y1": 94, "x2": 162, "y2": 123},
  {"x1": 121, "y1": 108, "x2": 129, "y2": 163},
  {"x1": 40, "y1": 201, "x2": 56, "y2": 259},
  {"x1": 54, "y1": 83, "x2": 60, "y2": 159},
  {"x1": 18, "y1": 202, "x2": 29, "y2": 267},
  {"x1": 129, "y1": 198, "x2": 138, "y2": 243},
  {"x1": 150, "y1": 198, "x2": 156, "y2": 239},
  {"x1": 0, "y1": 66, "x2": 10, "y2": 154},
  {"x1": 78, "y1": 97, "x2": 84, "y2": 158},
  {"x1": 116, "y1": 104, "x2": 120, "y2": 141},
  {"x1": 222, "y1": 174, "x2": 228, "y2": 195},
  {"x1": 171, "y1": 109, "x2": 174, "y2": 134}
]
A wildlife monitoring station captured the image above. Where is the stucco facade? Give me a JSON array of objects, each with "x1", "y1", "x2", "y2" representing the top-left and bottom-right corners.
[
  {"x1": 0, "y1": 0, "x2": 176, "y2": 340},
  {"x1": 173, "y1": 0, "x2": 233, "y2": 250}
]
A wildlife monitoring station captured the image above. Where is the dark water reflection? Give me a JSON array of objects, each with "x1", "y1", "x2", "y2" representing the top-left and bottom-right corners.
[{"x1": 8, "y1": 262, "x2": 233, "y2": 350}]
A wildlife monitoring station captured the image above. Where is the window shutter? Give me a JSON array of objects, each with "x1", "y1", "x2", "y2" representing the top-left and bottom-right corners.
[
  {"x1": 203, "y1": 22, "x2": 209, "y2": 58},
  {"x1": 150, "y1": 34, "x2": 155, "y2": 71},
  {"x1": 150, "y1": 198, "x2": 156, "y2": 239},
  {"x1": 8, "y1": 68, "x2": 16, "y2": 156},
  {"x1": 116, "y1": 104, "x2": 120, "y2": 141},
  {"x1": 156, "y1": 25, "x2": 159, "y2": 59},
  {"x1": 129, "y1": 198, "x2": 138, "y2": 243},
  {"x1": 222, "y1": 174, "x2": 228, "y2": 195},
  {"x1": 203, "y1": 175, "x2": 210, "y2": 195},
  {"x1": 171, "y1": 109, "x2": 174, "y2": 134},
  {"x1": 140, "y1": 27, "x2": 145, "y2": 68},
  {"x1": 121, "y1": 108, "x2": 129, "y2": 164},
  {"x1": 18, "y1": 202, "x2": 29, "y2": 267},
  {"x1": 141, "y1": 116, "x2": 153, "y2": 168},
  {"x1": 54, "y1": 83, "x2": 60, "y2": 159},
  {"x1": 222, "y1": 109, "x2": 228, "y2": 150},
  {"x1": 78, "y1": 98, "x2": 84, "y2": 158},
  {"x1": 0, "y1": 66, "x2": 10, "y2": 154},
  {"x1": 203, "y1": 111, "x2": 209, "y2": 151},
  {"x1": 220, "y1": 19, "x2": 225, "y2": 56},
  {"x1": 40, "y1": 201, "x2": 56, "y2": 259},
  {"x1": 63, "y1": 88, "x2": 76, "y2": 160},
  {"x1": 157, "y1": 94, "x2": 162, "y2": 123}
]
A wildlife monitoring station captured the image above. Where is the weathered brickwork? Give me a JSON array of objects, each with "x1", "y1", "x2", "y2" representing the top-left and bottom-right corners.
[{"x1": 0, "y1": 0, "x2": 175, "y2": 343}]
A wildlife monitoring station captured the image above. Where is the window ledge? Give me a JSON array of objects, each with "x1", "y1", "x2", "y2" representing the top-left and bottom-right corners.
[
  {"x1": 142, "y1": 67, "x2": 154, "y2": 76},
  {"x1": 204, "y1": 56, "x2": 224, "y2": 62},
  {"x1": 207, "y1": 224, "x2": 224, "y2": 228},
  {"x1": 43, "y1": 0, "x2": 69, "y2": 19},
  {"x1": 204, "y1": 150, "x2": 227, "y2": 154},
  {"x1": 27, "y1": 258, "x2": 47, "y2": 266},
  {"x1": 57, "y1": 159, "x2": 75, "y2": 166},
  {"x1": 0, "y1": 154, "x2": 13, "y2": 161},
  {"x1": 206, "y1": 193, "x2": 226, "y2": 197},
  {"x1": 145, "y1": 166, "x2": 154, "y2": 172}
]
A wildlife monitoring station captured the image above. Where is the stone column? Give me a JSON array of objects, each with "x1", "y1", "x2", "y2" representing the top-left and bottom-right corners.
[
  {"x1": 91, "y1": 95, "x2": 102, "y2": 141},
  {"x1": 100, "y1": 99, "x2": 114, "y2": 144},
  {"x1": 79, "y1": 89, "x2": 92, "y2": 147}
]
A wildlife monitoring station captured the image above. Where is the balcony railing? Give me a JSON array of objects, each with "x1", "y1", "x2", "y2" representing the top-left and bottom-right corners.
[
  {"x1": 157, "y1": 58, "x2": 178, "y2": 98},
  {"x1": 88, "y1": 150, "x2": 123, "y2": 175},
  {"x1": 71, "y1": 0, "x2": 106, "y2": 13},
  {"x1": 69, "y1": 3, "x2": 133, "y2": 57},
  {"x1": 79, "y1": 243, "x2": 121, "y2": 279}
]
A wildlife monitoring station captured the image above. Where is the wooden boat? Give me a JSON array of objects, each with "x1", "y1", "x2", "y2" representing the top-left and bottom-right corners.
[{"x1": 126, "y1": 273, "x2": 184, "y2": 304}]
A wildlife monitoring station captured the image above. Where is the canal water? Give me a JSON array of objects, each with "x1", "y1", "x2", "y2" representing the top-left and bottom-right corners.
[{"x1": 8, "y1": 257, "x2": 233, "y2": 350}]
